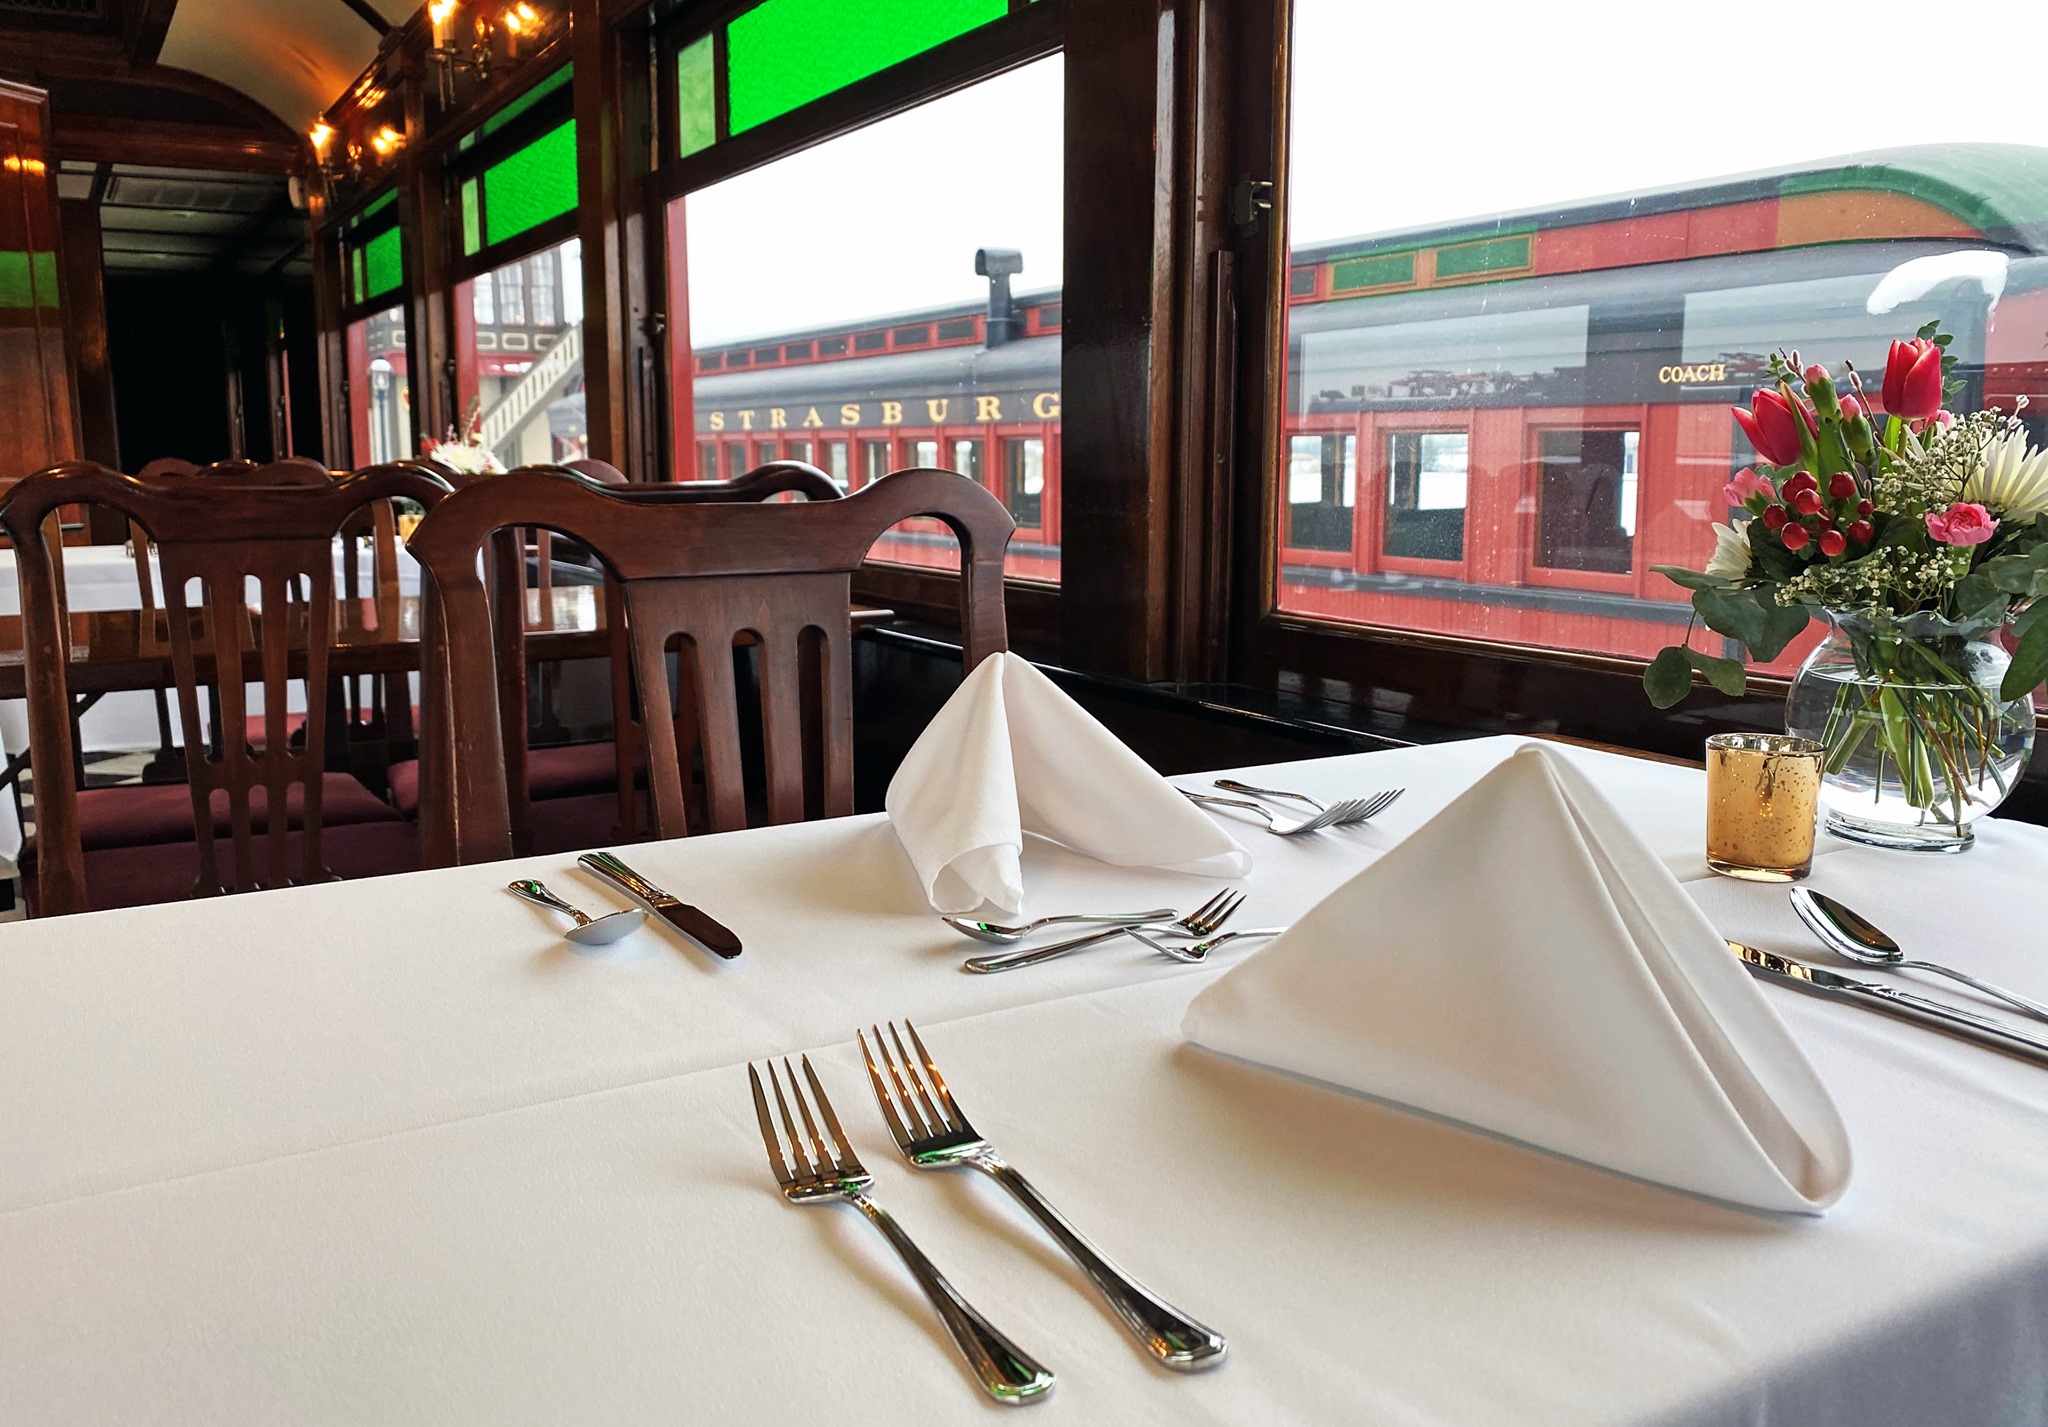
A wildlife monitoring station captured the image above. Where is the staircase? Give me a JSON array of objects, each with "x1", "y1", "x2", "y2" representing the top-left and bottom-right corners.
[{"x1": 478, "y1": 322, "x2": 584, "y2": 459}]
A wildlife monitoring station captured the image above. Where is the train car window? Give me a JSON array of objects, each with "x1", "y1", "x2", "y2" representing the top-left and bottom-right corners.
[
  {"x1": 696, "y1": 441, "x2": 718, "y2": 482},
  {"x1": 1003, "y1": 438, "x2": 1045, "y2": 529},
  {"x1": 1382, "y1": 432, "x2": 1464, "y2": 562},
  {"x1": 1273, "y1": 0, "x2": 2048, "y2": 675},
  {"x1": 861, "y1": 439, "x2": 890, "y2": 487},
  {"x1": 453, "y1": 236, "x2": 587, "y2": 469},
  {"x1": 1285, "y1": 435, "x2": 1356, "y2": 555},
  {"x1": 824, "y1": 440, "x2": 851, "y2": 489},
  {"x1": 670, "y1": 53, "x2": 1062, "y2": 583},
  {"x1": 725, "y1": 443, "x2": 749, "y2": 478},
  {"x1": 1534, "y1": 429, "x2": 1637, "y2": 575},
  {"x1": 346, "y1": 304, "x2": 410, "y2": 466},
  {"x1": 952, "y1": 439, "x2": 983, "y2": 483},
  {"x1": 790, "y1": 439, "x2": 813, "y2": 463}
]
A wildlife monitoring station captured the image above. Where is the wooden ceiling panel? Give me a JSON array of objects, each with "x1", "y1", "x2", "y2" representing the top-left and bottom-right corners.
[{"x1": 159, "y1": 0, "x2": 387, "y2": 128}]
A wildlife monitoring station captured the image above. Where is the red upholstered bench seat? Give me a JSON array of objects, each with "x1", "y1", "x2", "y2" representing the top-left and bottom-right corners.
[
  {"x1": 67, "y1": 773, "x2": 406, "y2": 851},
  {"x1": 386, "y1": 740, "x2": 641, "y2": 817}
]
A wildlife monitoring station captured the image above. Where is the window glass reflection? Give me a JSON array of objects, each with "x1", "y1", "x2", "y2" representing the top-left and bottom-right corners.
[{"x1": 454, "y1": 236, "x2": 587, "y2": 467}]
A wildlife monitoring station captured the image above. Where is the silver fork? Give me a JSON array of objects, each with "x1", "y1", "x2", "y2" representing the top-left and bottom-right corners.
[
  {"x1": 1214, "y1": 777, "x2": 1328, "y2": 810},
  {"x1": 860, "y1": 1022, "x2": 1225, "y2": 1372},
  {"x1": 1181, "y1": 787, "x2": 1402, "y2": 835},
  {"x1": 1129, "y1": 925, "x2": 1288, "y2": 963},
  {"x1": 943, "y1": 908, "x2": 1180, "y2": 945},
  {"x1": 962, "y1": 889, "x2": 1244, "y2": 974},
  {"x1": 748, "y1": 1056, "x2": 1056, "y2": 1406}
]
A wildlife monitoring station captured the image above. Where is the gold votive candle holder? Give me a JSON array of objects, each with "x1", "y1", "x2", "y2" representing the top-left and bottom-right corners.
[{"x1": 1705, "y1": 733, "x2": 1823, "y2": 882}]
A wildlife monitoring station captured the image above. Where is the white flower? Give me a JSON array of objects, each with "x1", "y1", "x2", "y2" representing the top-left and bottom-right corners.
[
  {"x1": 426, "y1": 439, "x2": 506, "y2": 476},
  {"x1": 1704, "y1": 520, "x2": 1752, "y2": 580},
  {"x1": 1961, "y1": 426, "x2": 2048, "y2": 520}
]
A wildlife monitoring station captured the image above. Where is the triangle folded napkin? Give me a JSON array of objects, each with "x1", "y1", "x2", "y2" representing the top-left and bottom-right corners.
[
  {"x1": 1183, "y1": 742, "x2": 1851, "y2": 1214},
  {"x1": 886, "y1": 652, "x2": 1252, "y2": 915}
]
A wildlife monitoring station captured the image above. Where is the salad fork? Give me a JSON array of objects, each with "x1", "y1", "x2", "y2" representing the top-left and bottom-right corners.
[
  {"x1": 859, "y1": 1021, "x2": 1225, "y2": 1371},
  {"x1": 1129, "y1": 925, "x2": 1288, "y2": 963},
  {"x1": 1181, "y1": 787, "x2": 1402, "y2": 835},
  {"x1": 963, "y1": 889, "x2": 1243, "y2": 974},
  {"x1": 748, "y1": 1055, "x2": 1055, "y2": 1405}
]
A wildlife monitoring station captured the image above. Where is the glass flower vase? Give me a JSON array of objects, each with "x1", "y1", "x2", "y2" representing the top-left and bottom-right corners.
[{"x1": 1784, "y1": 609, "x2": 2035, "y2": 852}]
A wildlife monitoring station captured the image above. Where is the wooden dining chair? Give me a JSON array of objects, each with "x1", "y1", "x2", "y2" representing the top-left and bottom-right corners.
[
  {"x1": 407, "y1": 465, "x2": 1011, "y2": 865},
  {"x1": 387, "y1": 460, "x2": 852, "y2": 854},
  {"x1": 0, "y1": 463, "x2": 452, "y2": 916}
]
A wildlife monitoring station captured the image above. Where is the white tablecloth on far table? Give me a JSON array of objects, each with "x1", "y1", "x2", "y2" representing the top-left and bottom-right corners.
[
  {"x1": 2, "y1": 736, "x2": 2046, "y2": 1426},
  {"x1": 0, "y1": 542, "x2": 424, "y2": 755}
]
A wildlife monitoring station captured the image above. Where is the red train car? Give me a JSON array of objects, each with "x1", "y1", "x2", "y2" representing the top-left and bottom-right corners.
[{"x1": 690, "y1": 144, "x2": 2048, "y2": 666}]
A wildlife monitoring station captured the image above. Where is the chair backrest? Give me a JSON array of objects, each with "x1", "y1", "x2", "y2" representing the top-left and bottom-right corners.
[
  {"x1": 407, "y1": 465, "x2": 1011, "y2": 864},
  {"x1": 0, "y1": 463, "x2": 452, "y2": 914}
]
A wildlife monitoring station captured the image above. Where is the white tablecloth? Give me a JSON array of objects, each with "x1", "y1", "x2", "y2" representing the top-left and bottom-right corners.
[{"x1": 1, "y1": 736, "x2": 2045, "y2": 1425}]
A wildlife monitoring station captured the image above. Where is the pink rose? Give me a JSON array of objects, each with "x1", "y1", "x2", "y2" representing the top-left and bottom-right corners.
[
  {"x1": 1721, "y1": 468, "x2": 1776, "y2": 509},
  {"x1": 1925, "y1": 502, "x2": 1999, "y2": 546}
]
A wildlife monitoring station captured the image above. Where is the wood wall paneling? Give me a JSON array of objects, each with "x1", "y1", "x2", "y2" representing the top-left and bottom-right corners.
[{"x1": 0, "y1": 81, "x2": 77, "y2": 481}]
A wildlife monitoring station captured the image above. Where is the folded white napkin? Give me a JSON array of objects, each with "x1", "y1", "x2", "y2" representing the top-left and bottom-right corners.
[
  {"x1": 886, "y1": 652, "x2": 1251, "y2": 914},
  {"x1": 1183, "y1": 742, "x2": 1852, "y2": 1214}
]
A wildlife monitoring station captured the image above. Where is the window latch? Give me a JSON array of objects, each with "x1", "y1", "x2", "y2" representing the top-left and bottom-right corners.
[{"x1": 1230, "y1": 177, "x2": 1275, "y2": 232}]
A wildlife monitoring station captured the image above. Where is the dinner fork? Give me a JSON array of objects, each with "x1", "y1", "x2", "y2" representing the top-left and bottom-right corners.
[
  {"x1": 962, "y1": 889, "x2": 1244, "y2": 974},
  {"x1": 1213, "y1": 777, "x2": 1329, "y2": 810},
  {"x1": 860, "y1": 1022, "x2": 1225, "y2": 1371},
  {"x1": 1181, "y1": 787, "x2": 1402, "y2": 835},
  {"x1": 748, "y1": 1056, "x2": 1056, "y2": 1405},
  {"x1": 1129, "y1": 925, "x2": 1288, "y2": 963},
  {"x1": 943, "y1": 908, "x2": 1180, "y2": 945}
]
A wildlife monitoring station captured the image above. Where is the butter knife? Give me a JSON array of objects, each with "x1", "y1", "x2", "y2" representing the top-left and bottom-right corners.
[
  {"x1": 1729, "y1": 941, "x2": 2048, "y2": 1069},
  {"x1": 579, "y1": 852, "x2": 742, "y2": 959}
]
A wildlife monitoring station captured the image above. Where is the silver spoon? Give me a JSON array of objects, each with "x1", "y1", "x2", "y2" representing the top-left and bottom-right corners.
[
  {"x1": 943, "y1": 908, "x2": 1179, "y2": 944},
  {"x1": 508, "y1": 879, "x2": 648, "y2": 946},
  {"x1": 1128, "y1": 926, "x2": 1287, "y2": 963},
  {"x1": 1790, "y1": 887, "x2": 2048, "y2": 1023}
]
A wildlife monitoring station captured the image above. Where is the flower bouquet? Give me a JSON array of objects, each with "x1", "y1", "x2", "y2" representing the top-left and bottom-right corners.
[
  {"x1": 1647, "y1": 325, "x2": 2047, "y2": 849},
  {"x1": 420, "y1": 398, "x2": 506, "y2": 477}
]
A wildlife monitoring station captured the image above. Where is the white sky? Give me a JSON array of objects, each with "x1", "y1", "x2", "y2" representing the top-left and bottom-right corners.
[
  {"x1": 1289, "y1": 0, "x2": 2048, "y2": 244},
  {"x1": 677, "y1": 1, "x2": 2048, "y2": 346},
  {"x1": 683, "y1": 56, "x2": 1064, "y2": 345}
]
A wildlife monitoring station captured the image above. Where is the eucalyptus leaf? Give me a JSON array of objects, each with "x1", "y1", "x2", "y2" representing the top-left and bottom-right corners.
[
  {"x1": 1692, "y1": 587, "x2": 1764, "y2": 647},
  {"x1": 1644, "y1": 647, "x2": 1695, "y2": 709},
  {"x1": 1685, "y1": 649, "x2": 1747, "y2": 696},
  {"x1": 1746, "y1": 596, "x2": 1811, "y2": 663},
  {"x1": 1650, "y1": 565, "x2": 1731, "y2": 592},
  {"x1": 2001, "y1": 614, "x2": 2048, "y2": 701}
]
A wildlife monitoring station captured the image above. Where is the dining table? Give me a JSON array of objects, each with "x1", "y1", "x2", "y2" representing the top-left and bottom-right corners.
[{"x1": 2, "y1": 733, "x2": 2045, "y2": 1426}]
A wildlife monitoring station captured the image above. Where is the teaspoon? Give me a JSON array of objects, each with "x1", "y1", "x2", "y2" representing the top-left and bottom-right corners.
[
  {"x1": 508, "y1": 879, "x2": 648, "y2": 946},
  {"x1": 1789, "y1": 887, "x2": 2048, "y2": 1024}
]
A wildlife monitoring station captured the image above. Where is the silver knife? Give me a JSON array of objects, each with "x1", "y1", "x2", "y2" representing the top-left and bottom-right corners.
[
  {"x1": 579, "y1": 852, "x2": 742, "y2": 959},
  {"x1": 1729, "y1": 941, "x2": 2048, "y2": 1069}
]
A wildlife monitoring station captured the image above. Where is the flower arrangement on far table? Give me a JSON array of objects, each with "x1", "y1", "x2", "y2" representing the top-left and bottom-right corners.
[
  {"x1": 1646, "y1": 326, "x2": 2048, "y2": 849},
  {"x1": 420, "y1": 399, "x2": 506, "y2": 477}
]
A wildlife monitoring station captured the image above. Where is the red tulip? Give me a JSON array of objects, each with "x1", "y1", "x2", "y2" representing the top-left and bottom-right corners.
[
  {"x1": 1781, "y1": 523, "x2": 1811, "y2": 551},
  {"x1": 1818, "y1": 528, "x2": 1847, "y2": 557},
  {"x1": 1882, "y1": 338, "x2": 1943, "y2": 419},
  {"x1": 1732, "y1": 389, "x2": 1808, "y2": 466}
]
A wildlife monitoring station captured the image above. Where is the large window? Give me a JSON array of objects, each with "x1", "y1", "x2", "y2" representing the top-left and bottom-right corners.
[
  {"x1": 1276, "y1": 0, "x2": 2048, "y2": 672},
  {"x1": 347, "y1": 305, "x2": 409, "y2": 465},
  {"x1": 455, "y1": 236, "x2": 586, "y2": 466},
  {"x1": 667, "y1": 52, "x2": 1064, "y2": 582}
]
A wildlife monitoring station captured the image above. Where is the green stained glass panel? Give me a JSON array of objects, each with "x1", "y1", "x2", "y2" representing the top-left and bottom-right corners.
[
  {"x1": 484, "y1": 119, "x2": 578, "y2": 248},
  {"x1": 363, "y1": 226, "x2": 404, "y2": 300},
  {"x1": 461, "y1": 178, "x2": 481, "y2": 256},
  {"x1": 469, "y1": 63, "x2": 573, "y2": 149},
  {"x1": 726, "y1": 0, "x2": 1007, "y2": 134},
  {"x1": 353, "y1": 248, "x2": 366, "y2": 304},
  {"x1": 0, "y1": 252, "x2": 33, "y2": 308},
  {"x1": 675, "y1": 33, "x2": 716, "y2": 158}
]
